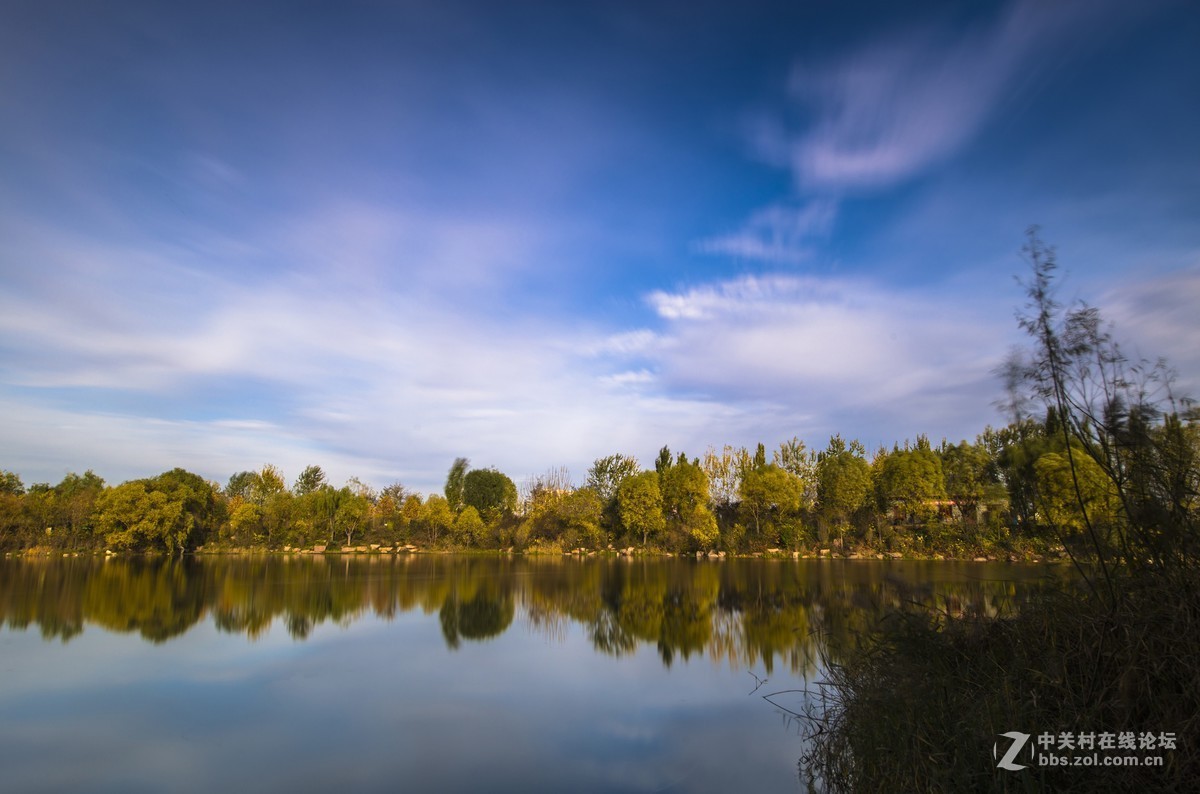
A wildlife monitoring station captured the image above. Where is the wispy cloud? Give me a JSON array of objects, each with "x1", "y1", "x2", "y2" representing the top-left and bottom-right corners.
[
  {"x1": 647, "y1": 274, "x2": 841, "y2": 321},
  {"x1": 632, "y1": 272, "x2": 1015, "y2": 443},
  {"x1": 704, "y1": 1, "x2": 1112, "y2": 266},
  {"x1": 3, "y1": 0, "x2": 1190, "y2": 493},
  {"x1": 268, "y1": 201, "x2": 545, "y2": 295},
  {"x1": 2, "y1": 203, "x2": 833, "y2": 491},
  {"x1": 1100, "y1": 262, "x2": 1200, "y2": 399},
  {"x1": 697, "y1": 200, "x2": 836, "y2": 264},
  {"x1": 755, "y1": 0, "x2": 1127, "y2": 191},
  {"x1": 0, "y1": 197, "x2": 1017, "y2": 491}
]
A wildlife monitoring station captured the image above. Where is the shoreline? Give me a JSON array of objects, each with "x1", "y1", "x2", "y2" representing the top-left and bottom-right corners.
[{"x1": 5, "y1": 545, "x2": 1070, "y2": 564}]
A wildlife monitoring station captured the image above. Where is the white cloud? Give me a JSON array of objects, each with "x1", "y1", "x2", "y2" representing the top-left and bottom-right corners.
[
  {"x1": 647, "y1": 274, "x2": 848, "y2": 322},
  {"x1": 700, "y1": 2, "x2": 1134, "y2": 267},
  {"x1": 0, "y1": 201, "x2": 1024, "y2": 492},
  {"x1": 601, "y1": 370, "x2": 656, "y2": 387},
  {"x1": 761, "y1": 0, "x2": 1126, "y2": 191},
  {"x1": 697, "y1": 200, "x2": 836, "y2": 263},
  {"x1": 4, "y1": 0, "x2": 1189, "y2": 499},
  {"x1": 0, "y1": 398, "x2": 337, "y2": 489},
  {"x1": 587, "y1": 330, "x2": 659, "y2": 357},
  {"x1": 268, "y1": 200, "x2": 544, "y2": 294},
  {"x1": 5, "y1": 202, "x2": 852, "y2": 492},
  {"x1": 635, "y1": 273, "x2": 1014, "y2": 444},
  {"x1": 1098, "y1": 262, "x2": 1200, "y2": 400}
]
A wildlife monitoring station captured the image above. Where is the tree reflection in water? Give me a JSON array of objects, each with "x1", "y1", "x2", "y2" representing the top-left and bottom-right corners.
[{"x1": 0, "y1": 555, "x2": 1063, "y2": 671}]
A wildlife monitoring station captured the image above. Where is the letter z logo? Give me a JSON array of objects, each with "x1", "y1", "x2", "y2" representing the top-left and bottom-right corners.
[{"x1": 994, "y1": 732, "x2": 1031, "y2": 771}]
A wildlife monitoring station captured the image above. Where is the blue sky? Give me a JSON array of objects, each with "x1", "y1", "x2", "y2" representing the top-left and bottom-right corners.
[{"x1": 2, "y1": 0, "x2": 1198, "y2": 494}]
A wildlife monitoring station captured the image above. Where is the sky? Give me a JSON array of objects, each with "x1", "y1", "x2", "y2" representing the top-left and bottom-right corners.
[{"x1": 2, "y1": 0, "x2": 1199, "y2": 495}]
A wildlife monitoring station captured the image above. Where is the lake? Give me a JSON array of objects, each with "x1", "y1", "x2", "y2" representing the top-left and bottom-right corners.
[{"x1": 0, "y1": 555, "x2": 1062, "y2": 793}]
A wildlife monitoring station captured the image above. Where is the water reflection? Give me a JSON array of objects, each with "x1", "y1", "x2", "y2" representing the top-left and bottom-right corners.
[{"x1": 0, "y1": 555, "x2": 1062, "y2": 670}]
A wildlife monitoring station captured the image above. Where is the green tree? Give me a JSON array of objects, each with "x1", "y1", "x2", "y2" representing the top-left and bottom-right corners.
[
  {"x1": 739, "y1": 464, "x2": 803, "y2": 541},
  {"x1": 873, "y1": 439, "x2": 946, "y2": 524},
  {"x1": 399, "y1": 494, "x2": 423, "y2": 536},
  {"x1": 462, "y1": 468, "x2": 517, "y2": 521},
  {"x1": 311, "y1": 485, "x2": 345, "y2": 546},
  {"x1": 817, "y1": 436, "x2": 872, "y2": 539},
  {"x1": 0, "y1": 483, "x2": 27, "y2": 549},
  {"x1": 684, "y1": 504, "x2": 720, "y2": 549},
  {"x1": 586, "y1": 454, "x2": 639, "y2": 542},
  {"x1": 940, "y1": 440, "x2": 1000, "y2": 526},
  {"x1": 452, "y1": 505, "x2": 486, "y2": 547},
  {"x1": 95, "y1": 481, "x2": 185, "y2": 553},
  {"x1": 984, "y1": 419, "x2": 1052, "y2": 534},
  {"x1": 23, "y1": 481, "x2": 54, "y2": 542},
  {"x1": 586, "y1": 454, "x2": 639, "y2": 504},
  {"x1": 1, "y1": 470, "x2": 25, "y2": 496},
  {"x1": 225, "y1": 471, "x2": 257, "y2": 500},
  {"x1": 660, "y1": 454, "x2": 708, "y2": 524},
  {"x1": 362, "y1": 492, "x2": 423, "y2": 546},
  {"x1": 523, "y1": 486, "x2": 606, "y2": 549},
  {"x1": 420, "y1": 494, "x2": 455, "y2": 546},
  {"x1": 151, "y1": 468, "x2": 220, "y2": 551},
  {"x1": 52, "y1": 470, "x2": 105, "y2": 546},
  {"x1": 1012, "y1": 228, "x2": 1200, "y2": 588},
  {"x1": 656, "y1": 451, "x2": 709, "y2": 550},
  {"x1": 655, "y1": 446, "x2": 674, "y2": 477},
  {"x1": 250, "y1": 464, "x2": 286, "y2": 506},
  {"x1": 260, "y1": 489, "x2": 294, "y2": 548},
  {"x1": 219, "y1": 466, "x2": 288, "y2": 546},
  {"x1": 774, "y1": 437, "x2": 816, "y2": 506},
  {"x1": 335, "y1": 487, "x2": 370, "y2": 548},
  {"x1": 293, "y1": 465, "x2": 327, "y2": 496},
  {"x1": 224, "y1": 498, "x2": 261, "y2": 545},
  {"x1": 559, "y1": 488, "x2": 605, "y2": 548},
  {"x1": 1035, "y1": 450, "x2": 1119, "y2": 537},
  {"x1": 618, "y1": 471, "x2": 665, "y2": 547},
  {"x1": 380, "y1": 481, "x2": 407, "y2": 504},
  {"x1": 701, "y1": 445, "x2": 749, "y2": 510},
  {"x1": 373, "y1": 483, "x2": 407, "y2": 543},
  {"x1": 444, "y1": 457, "x2": 470, "y2": 513}
]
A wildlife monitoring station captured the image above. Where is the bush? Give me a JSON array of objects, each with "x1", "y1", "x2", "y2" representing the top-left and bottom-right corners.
[{"x1": 803, "y1": 572, "x2": 1200, "y2": 792}]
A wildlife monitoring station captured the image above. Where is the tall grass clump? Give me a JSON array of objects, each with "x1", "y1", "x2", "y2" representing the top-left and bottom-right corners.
[
  {"x1": 801, "y1": 231, "x2": 1200, "y2": 792},
  {"x1": 804, "y1": 574, "x2": 1200, "y2": 792}
]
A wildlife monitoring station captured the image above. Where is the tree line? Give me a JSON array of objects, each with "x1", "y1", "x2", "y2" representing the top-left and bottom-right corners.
[
  {"x1": 5, "y1": 231, "x2": 1196, "y2": 559},
  {"x1": 4, "y1": 406, "x2": 1186, "y2": 557}
]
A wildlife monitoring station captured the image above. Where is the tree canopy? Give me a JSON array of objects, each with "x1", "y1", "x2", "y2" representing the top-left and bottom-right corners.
[{"x1": 462, "y1": 467, "x2": 517, "y2": 520}]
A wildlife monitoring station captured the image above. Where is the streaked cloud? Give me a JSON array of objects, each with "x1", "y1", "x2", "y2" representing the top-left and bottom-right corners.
[
  {"x1": 756, "y1": 0, "x2": 1131, "y2": 191},
  {"x1": 0, "y1": 0, "x2": 1195, "y2": 493},
  {"x1": 697, "y1": 200, "x2": 836, "y2": 264},
  {"x1": 642, "y1": 273, "x2": 1008, "y2": 403},
  {"x1": 1101, "y1": 263, "x2": 1200, "y2": 400},
  {"x1": 2, "y1": 201, "x2": 837, "y2": 491}
]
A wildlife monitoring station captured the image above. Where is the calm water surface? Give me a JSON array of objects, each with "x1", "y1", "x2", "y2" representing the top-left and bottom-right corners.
[{"x1": 0, "y1": 555, "x2": 1061, "y2": 793}]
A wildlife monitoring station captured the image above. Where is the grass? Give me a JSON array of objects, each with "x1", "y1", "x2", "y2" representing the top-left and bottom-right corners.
[{"x1": 801, "y1": 570, "x2": 1200, "y2": 792}]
